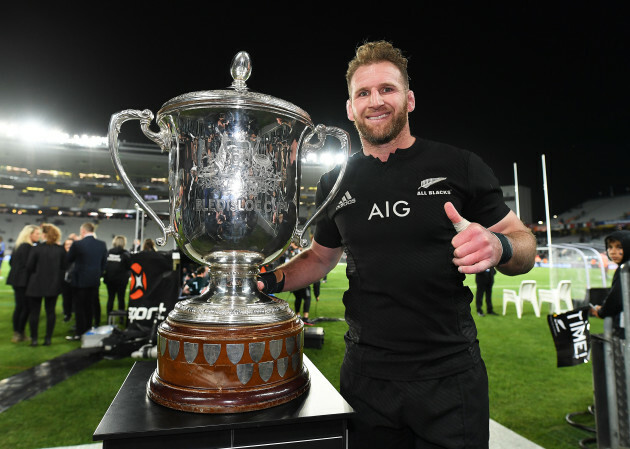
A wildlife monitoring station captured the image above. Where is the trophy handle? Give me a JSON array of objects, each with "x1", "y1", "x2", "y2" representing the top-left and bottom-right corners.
[
  {"x1": 294, "y1": 125, "x2": 351, "y2": 247},
  {"x1": 108, "y1": 109, "x2": 173, "y2": 246}
]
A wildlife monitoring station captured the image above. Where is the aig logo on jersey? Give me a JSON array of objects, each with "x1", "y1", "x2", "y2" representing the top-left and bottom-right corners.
[
  {"x1": 368, "y1": 201, "x2": 410, "y2": 220},
  {"x1": 418, "y1": 177, "x2": 451, "y2": 196}
]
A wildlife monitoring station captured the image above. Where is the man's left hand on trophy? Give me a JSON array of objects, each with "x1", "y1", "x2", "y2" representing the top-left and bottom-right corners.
[{"x1": 257, "y1": 270, "x2": 285, "y2": 294}]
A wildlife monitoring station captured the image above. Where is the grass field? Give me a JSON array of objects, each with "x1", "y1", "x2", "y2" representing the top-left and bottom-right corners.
[{"x1": 0, "y1": 259, "x2": 609, "y2": 449}]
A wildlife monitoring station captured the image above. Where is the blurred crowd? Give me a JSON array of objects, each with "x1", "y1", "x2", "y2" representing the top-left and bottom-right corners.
[{"x1": 3, "y1": 222, "x2": 157, "y2": 346}]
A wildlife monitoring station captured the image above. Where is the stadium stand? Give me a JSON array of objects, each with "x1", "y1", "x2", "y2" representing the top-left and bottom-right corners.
[{"x1": 557, "y1": 194, "x2": 630, "y2": 225}]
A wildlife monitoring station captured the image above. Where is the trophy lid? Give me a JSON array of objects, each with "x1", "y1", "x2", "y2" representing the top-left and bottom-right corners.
[{"x1": 157, "y1": 51, "x2": 312, "y2": 125}]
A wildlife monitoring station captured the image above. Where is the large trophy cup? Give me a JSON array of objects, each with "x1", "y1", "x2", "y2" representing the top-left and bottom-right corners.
[{"x1": 108, "y1": 52, "x2": 349, "y2": 413}]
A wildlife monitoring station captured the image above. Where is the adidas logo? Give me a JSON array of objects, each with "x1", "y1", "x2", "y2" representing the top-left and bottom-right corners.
[{"x1": 336, "y1": 191, "x2": 356, "y2": 210}]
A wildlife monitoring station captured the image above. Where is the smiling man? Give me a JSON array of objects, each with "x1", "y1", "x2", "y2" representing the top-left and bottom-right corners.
[
  {"x1": 347, "y1": 58, "x2": 414, "y2": 149},
  {"x1": 259, "y1": 41, "x2": 536, "y2": 449}
]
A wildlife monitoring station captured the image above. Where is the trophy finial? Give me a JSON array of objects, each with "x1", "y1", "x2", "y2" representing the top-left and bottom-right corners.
[{"x1": 230, "y1": 51, "x2": 251, "y2": 90}]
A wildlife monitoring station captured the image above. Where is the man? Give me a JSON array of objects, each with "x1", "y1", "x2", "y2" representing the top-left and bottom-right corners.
[
  {"x1": 259, "y1": 41, "x2": 536, "y2": 448},
  {"x1": 475, "y1": 267, "x2": 497, "y2": 316},
  {"x1": 65, "y1": 222, "x2": 107, "y2": 340}
]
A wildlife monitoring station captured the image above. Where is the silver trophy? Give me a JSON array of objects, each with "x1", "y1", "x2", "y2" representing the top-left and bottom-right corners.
[{"x1": 108, "y1": 52, "x2": 349, "y2": 413}]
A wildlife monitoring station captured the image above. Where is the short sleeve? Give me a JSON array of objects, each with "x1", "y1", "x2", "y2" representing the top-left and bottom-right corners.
[
  {"x1": 462, "y1": 152, "x2": 511, "y2": 228},
  {"x1": 313, "y1": 168, "x2": 343, "y2": 249}
]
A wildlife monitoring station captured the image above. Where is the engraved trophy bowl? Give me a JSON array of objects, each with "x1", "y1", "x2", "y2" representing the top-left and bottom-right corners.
[{"x1": 108, "y1": 51, "x2": 349, "y2": 413}]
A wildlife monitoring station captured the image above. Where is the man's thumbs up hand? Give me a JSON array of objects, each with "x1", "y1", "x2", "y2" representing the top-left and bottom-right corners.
[
  {"x1": 444, "y1": 202, "x2": 501, "y2": 274},
  {"x1": 444, "y1": 201, "x2": 471, "y2": 233}
]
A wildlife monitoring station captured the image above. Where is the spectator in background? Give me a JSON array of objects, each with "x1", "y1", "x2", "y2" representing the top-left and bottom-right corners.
[
  {"x1": 7, "y1": 225, "x2": 41, "y2": 343},
  {"x1": 292, "y1": 284, "x2": 313, "y2": 325},
  {"x1": 103, "y1": 235, "x2": 131, "y2": 316},
  {"x1": 181, "y1": 265, "x2": 192, "y2": 286},
  {"x1": 61, "y1": 238, "x2": 74, "y2": 322},
  {"x1": 25, "y1": 224, "x2": 66, "y2": 346},
  {"x1": 475, "y1": 267, "x2": 497, "y2": 317},
  {"x1": 65, "y1": 223, "x2": 107, "y2": 341},
  {"x1": 313, "y1": 279, "x2": 322, "y2": 301},
  {"x1": 285, "y1": 243, "x2": 314, "y2": 324},
  {"x1": 0, "y1": 236, "x2": 4, "y2": 283},
  {"x1": 591, "y1": 230, "x2": 630, "y2": 338},
  {"x1": 142, "y1": 238, "x2": 156, "y2": 252}
]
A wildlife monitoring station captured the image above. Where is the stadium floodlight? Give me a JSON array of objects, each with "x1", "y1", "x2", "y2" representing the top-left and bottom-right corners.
[
  {"x1": 316, "y1": 152, "x2": 344, "y2": 167},
  {"x1": 0, "y1": 119, "x2": 107, "y2": 147},
  {"x1": 71, "y1": 134, "x2": 108, "y2": 147},
  {"x1": 302, "y1": 148, "x2": 346, "y2": 167},
  {"x1": 2, "y1": 120, "x2": 69, "y2": 144}
]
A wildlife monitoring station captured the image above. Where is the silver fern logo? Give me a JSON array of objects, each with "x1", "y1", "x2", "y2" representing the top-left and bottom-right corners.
[{"x1": 419, "y1": 177, "x2": 447, "y2": 189}]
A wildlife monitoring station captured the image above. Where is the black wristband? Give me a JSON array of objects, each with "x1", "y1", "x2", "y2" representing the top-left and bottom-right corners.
[
  {"x1": 258, "y1": 270, "x2": 285, "y2": 294},
  {"x1": 491, "y1": 232, "x2": 513, "y2": 265}
]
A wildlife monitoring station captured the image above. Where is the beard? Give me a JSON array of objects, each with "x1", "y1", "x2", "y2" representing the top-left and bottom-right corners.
[{"x1": 353, "y1": 99, "x2": 409, "y2": 146}]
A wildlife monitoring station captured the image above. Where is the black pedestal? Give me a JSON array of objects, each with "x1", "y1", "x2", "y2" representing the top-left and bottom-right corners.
[{"x1": 94, "y1": 356, "x2": 354, "y2": 449}]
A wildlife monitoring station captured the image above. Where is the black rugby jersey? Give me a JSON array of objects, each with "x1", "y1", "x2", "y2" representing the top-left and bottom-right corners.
[{"x1": 314, "y1": 138, "x2": 510, "y2": 380}]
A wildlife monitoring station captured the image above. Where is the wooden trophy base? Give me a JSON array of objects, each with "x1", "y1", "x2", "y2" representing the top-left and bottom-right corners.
[{"x1": 147, "y1": 316, "x2": 310, "y2": 413}]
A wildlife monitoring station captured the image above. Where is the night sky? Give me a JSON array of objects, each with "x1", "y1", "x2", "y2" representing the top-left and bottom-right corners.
[{"x1": 1, "y1": 3, "x2": 628, "y2": 222}]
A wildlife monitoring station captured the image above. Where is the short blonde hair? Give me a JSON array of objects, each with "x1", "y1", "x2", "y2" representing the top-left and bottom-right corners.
[
  {"x1": 346, "y1": 40, "x2": 410, "y2": 95},
  {"x1": 81, "y1": 222, "x2": 96, "y2": 233},
  {"x1": 112, "y1": 235, "x2": 127, "y2": 248}
]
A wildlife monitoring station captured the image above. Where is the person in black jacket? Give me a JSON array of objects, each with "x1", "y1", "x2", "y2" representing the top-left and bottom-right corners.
[
  {"x1": 25, "y1": 223, "x2": 66, "y2": 346},
  {"x1": 6, "y1": 224, "x2": 41, "y2": 343},
  {"x1": 591, "y1": 230, "x2": 630, "y2": 338},
  {"x1": 61, "y1": 238, "x2": 74, "y2": 322},
  {"x1": 475, "y1": 267, "x2": 497, "y2": 316},
  {"x1": 65, "y1": 222, "x2": 107, "y2": 340},
  {"x1": 104, "y1": 235, "x2": 131, "y2": 316}
]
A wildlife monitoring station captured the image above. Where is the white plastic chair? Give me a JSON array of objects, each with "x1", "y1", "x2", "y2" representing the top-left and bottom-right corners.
[
  {"x1": 502, "y1": 280, "x2": 540, "y2": 319},
  {"x1": 538, "y1": 280, "x2": 572, "y2": 314}
]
